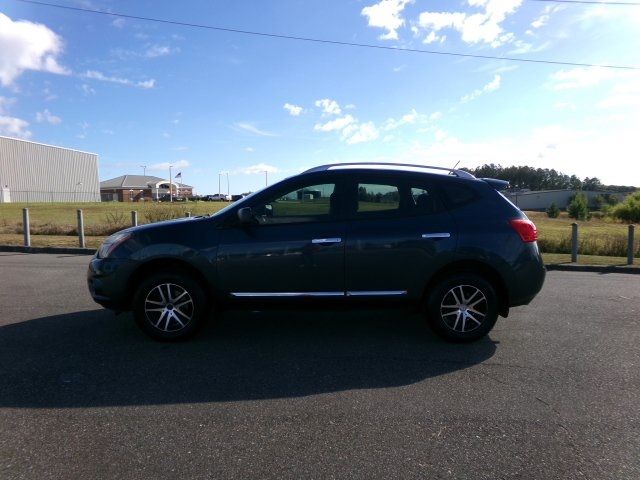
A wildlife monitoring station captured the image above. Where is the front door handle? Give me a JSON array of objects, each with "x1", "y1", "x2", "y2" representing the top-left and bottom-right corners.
[
  {"x1": 312, "y1": 237, "x2": 342, "y2": 245},
  {"x1": 421, "y1": 232, "x2": 451, "y2": 239}
]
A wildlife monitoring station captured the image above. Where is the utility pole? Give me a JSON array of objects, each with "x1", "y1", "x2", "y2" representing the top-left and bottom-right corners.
[
  {"x1": 140, "y1": 165, "x2": 147, "y2": 178},
  {"x1": 218, "y1": 172, "x2": 221, "y2": 197},
  {"x1": 169, "y1": 165, "x2": 173, "y2": 203}
]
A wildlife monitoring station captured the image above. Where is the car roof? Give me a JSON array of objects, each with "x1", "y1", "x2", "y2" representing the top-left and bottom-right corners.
[{"x1": 303, "y1": 162, "x2": 476, "y2": 180}]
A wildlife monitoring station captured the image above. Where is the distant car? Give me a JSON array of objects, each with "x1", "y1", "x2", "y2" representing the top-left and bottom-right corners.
[
  {"x1": 88, "y1": 162, "x2": 545, "y2": 342},
  {"x1": 158, "y1": 194, "x2": 186, "y2": 202},
  {"x1": 205, "y1": 194, "x2": 232, "y2": 201}
]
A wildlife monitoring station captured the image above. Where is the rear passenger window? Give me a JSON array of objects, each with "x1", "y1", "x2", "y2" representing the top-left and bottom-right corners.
[
  {"x1": 357, "y1": 184, "x2": 400, "y2": 213},
  {"x1": 410, "y1": 187, "x2": 439, "y2": 215},
  {"x1": 441, "y1": 184, "x2": 477, "y2": 208}
]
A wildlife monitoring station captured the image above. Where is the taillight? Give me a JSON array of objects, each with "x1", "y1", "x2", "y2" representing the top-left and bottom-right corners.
[{"x1": 509, "y1": 218, "x2": 538, "y2": 243}]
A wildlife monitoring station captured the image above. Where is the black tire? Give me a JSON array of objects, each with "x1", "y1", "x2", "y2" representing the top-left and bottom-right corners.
[
  {"x1": 426, "y1": 273, "x2": 499, "y2": 343},
  {"x1": 132, "y1": 270, "x2": 208, "y2": 341}
]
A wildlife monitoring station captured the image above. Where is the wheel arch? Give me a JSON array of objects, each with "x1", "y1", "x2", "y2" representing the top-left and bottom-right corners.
[
  {"x1": 423, "y1": 260, "x2": 510, "y2": 317},
  {"x1": 125, "y1": 257, "x2": 215, "y2": 309}
]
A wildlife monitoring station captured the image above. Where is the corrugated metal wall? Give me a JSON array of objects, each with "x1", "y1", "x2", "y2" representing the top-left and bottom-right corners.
[{"x1": 0, "y1": 136, "x2": 100, "y2": 202}]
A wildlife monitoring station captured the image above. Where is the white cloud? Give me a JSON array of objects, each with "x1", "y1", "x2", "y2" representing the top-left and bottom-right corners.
[
  {"x1": 548, "y1": 67, "x2": 621, "y2": 91},
  {"x1": 315, "y1": 98, "x2": 342, "y2": 116},
  {"x1": 382, "y1": 108, "x2": 421, "y2": 130},
  {"x1": 234, "y1": 122, "x2": 277, "y2": 137},
  {"x1": 314, "y1": 115, "x2": 355, "y2": 132},
  {"x1": 283, "y1": 103, "x2": 303, "y2": 116},
  {"x1": 597, "y1": 74, "x2": 640, "y2": 109},
  {"x1": 0, "y1": 13, "x2": 70, "y2": 86},
  {"x1": 554, "y1": 102, "x2": 576, "y2": 111},
  {"x1": 343, "y1": 122, "x2": 380, "y2": 144},
  {"x1": 81, "y1": 83, "x2": 96, "y2": 95},
  {"x1": 0, "y1": 116, "x2": 31, "y2": 138},
  {"x1": 36, "y1": 109, "x2": 61, "y2": 125},
  {"x1": 0, "y1": 96, "x2": 15, "y2": 115},
  {"x1": 148, "y1": 159, "x2": 190, "y2": 171},
  {"x1": 361, "y1": 0, "x2": 413, "y2": 40},
  {"x1": 236, "y1": 163, "x2": 279, "y2": 175},
  {"x1": 83, "y1": 70, "x2": 156, "y2": 89},
  {"x1": 111, "y1": 18, "x2": 126, "y2": 28},
  {"x1": 145, "y1": 45, "x2": 179, "y2": 58},
  {"x1": 244, "y1": 147, "x2": 254, "y2": 152},
  {"x1": 416, "y1": 0, "x2": 522, "y2": 47},
  {"x1": 460, "y1": 74, "x2": 501, "y2": 103}
]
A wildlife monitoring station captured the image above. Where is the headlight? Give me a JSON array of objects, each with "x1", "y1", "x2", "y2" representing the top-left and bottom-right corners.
[{"x1": 97, "y1": 232, "x2": 131, "y2": 258}]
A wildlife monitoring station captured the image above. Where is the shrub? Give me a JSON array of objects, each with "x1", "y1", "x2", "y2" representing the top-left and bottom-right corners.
[
  {"x1": 142, "y1": 204, "x2": 188, "y2": 223},
  {"x1": 609, "y1": 191, "x2": 640, "y2": 223},
  {"x1": 568, "y1": 192, "x2": 589, "y2": 221},
  {"x1": 546, "y1": 202, "x2": 560, "y2": 218}
]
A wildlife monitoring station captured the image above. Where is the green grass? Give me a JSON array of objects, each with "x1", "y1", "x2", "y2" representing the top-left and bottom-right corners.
[
  {"x1": 1, "y1": 203, "x2": 638, "y2": 266},
  {"x1": 542, "y1": 253, "x2": 638, "y2": 267},
  {"x1": 0, "y1": 201, "x2": 226, "y2": 237}
]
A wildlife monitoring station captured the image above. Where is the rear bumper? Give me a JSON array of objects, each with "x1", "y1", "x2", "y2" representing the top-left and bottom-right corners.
[{"x1": 508, "y1": 246, "x2": 546, "y2": 307}]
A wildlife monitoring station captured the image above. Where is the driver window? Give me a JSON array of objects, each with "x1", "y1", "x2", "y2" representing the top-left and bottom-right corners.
[{"x1": 254, "y1": 183, "x2": 336, "y2": 225}]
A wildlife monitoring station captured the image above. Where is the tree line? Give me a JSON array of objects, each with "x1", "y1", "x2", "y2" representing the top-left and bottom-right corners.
[{"x1": 462, "y1": 164, "x2": 636, "y2": 193}]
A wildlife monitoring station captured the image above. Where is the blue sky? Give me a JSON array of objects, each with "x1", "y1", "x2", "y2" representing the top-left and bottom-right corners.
[{"x1": 1, "y1": 0, "x2": 639, "y2": 194}]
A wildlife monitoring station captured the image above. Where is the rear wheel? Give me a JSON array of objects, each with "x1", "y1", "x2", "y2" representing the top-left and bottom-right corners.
[
  {"x1": 426, "y1": 273, "x2": 499, "y2": 342},
  {"x1": 133, "y1": 271, "x2": 208, "y2": 341}
]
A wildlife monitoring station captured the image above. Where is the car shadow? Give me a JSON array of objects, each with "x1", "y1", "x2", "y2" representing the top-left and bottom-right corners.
[{"x1": 0, "y1": 308, "x2": 497, "y2": 408}]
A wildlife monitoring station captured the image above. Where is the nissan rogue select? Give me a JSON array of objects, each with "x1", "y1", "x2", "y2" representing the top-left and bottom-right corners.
[{"x1": 88, "y1": 163, "x2": 545, "y2": 342}]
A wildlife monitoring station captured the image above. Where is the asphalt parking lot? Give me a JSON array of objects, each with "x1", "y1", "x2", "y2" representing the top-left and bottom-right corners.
[{"x1": 0, "y1": 252, "x2": 638, "y2": 480}]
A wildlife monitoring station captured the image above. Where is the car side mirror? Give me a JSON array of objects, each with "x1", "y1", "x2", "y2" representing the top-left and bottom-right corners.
[{"x1": 237, "y1": 207, "x2": 255, "y2": 225}]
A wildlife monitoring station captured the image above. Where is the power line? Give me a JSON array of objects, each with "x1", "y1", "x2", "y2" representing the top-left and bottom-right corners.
[
  {"x1": 528, "y1": 0, "x2": 640, "y2": 5},
  {"x1": 13, "y1": 0, "x2": 639, "y2": 70}
]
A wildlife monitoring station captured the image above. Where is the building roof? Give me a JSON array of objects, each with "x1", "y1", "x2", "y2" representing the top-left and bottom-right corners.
[
  {"x1": 100, "y1": 175, "x2": 192, "y2": 189},
  {"x1": 0, "y1": 135, "x2": 98, "y2": 156}
]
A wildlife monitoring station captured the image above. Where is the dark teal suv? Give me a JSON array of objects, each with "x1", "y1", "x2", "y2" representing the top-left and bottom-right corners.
[{"x1": 88, "y1": 163, "x2": 545, "y2": 342}]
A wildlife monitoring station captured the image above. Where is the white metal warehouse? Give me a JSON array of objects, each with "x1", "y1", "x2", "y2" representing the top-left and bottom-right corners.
[{"x1": 0, "y1": 136, "x2": 100, "y2": 202}]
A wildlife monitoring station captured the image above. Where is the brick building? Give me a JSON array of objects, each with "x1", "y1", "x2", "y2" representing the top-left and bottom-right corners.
[{"x1": 100, "y1": 175, "x2": 193, "y2": 202}]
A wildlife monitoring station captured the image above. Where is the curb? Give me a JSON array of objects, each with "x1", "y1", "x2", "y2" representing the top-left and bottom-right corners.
[
  {"x1": 0, "y1": 245, "x2": 96, "y2": 255},
  {"x1": 546, "y1": 263, "x2": 640, "y2": 275}
]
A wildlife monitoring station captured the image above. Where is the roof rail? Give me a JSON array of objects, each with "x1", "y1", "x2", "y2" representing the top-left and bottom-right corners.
[{"x1": 303, "y1": 162, "x2": 476, "y2": 179}]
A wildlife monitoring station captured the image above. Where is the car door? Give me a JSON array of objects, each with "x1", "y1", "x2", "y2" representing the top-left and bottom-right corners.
[
  {"x1": 217, "y1": 176, "x2": 347, "y2": 297},
  {"x1": 344, "y1": 173, "x2": 457, "y2": 299}
]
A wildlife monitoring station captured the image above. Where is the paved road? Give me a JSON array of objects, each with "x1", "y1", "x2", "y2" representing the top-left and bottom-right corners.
[{"x1": 0, "y1": 253, "x2": 638, "y2": 480}]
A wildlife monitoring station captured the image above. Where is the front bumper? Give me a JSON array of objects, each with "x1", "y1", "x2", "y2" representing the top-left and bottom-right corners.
[{"x1": 87, "y1": 256, "x2": 137, "y2": 310}]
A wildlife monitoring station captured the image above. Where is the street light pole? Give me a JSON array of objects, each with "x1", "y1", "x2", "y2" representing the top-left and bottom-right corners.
[
  {"x1": 226, "y1": 171, "x2": 230, "y2": 200},
  {"x1": 140, "y1": 165, "x2": 147, "y2": 178},
  {"x1": 169, "y1": 165, "x2": 173, "y2": 203},
  {"x1": 264, "y1": 170, "x2": 268, "y2": 187}
]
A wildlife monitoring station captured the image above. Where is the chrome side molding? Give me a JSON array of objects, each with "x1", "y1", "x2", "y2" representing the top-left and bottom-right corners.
[
  {"x1": 311, "y1": 238, "x2": 342, "y2": 245},
  {"x1": 346, "y1": 290, "x2": 407, "y2": 297},
  {"x1": 230, "y1": 292, "x2": 344, "y2": 298},
  {"x1": 421, "y1": 233, "x2": 451, "y2": 239},
  {"x1": 230, "y1": 290, "x2": 408, "y2": 298}
]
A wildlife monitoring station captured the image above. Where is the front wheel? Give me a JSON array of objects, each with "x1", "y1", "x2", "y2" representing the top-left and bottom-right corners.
[
  {"x1": 426, "y1": 273, "x2": 499, "y2": 342},
  {"x1": 132, "y1": 271, "x2": 208, "y2": 341}
]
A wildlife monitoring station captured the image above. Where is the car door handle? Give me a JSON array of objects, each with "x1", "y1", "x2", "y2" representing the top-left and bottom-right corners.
[
  {"x1": 421, "y1": 233, "x2": 451, "y2": 239},
  {"x1": 312, "y1": 237, "x2": 342, "y2": 245}
]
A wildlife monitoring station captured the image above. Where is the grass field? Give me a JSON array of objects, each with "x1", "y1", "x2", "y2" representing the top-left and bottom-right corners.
[{"x1": 0, "y1": 202, "x2": 637, "y2": 263}]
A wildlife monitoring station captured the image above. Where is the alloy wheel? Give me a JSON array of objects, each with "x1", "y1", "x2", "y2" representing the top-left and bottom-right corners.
[
  {"x1": 440, "y1": 284, "x2": 488, "y2": 333},
  {"x1": 144, "y1": 283, "x2": 194, "y2": 332}
]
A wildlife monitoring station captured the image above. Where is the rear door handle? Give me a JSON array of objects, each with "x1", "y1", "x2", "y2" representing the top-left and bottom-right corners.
[
  {"x1": 312, "y1": 237, "x2": 342, "y2": 245},
  {"x1": 421, "y1": 233, "x2": 451, "y2": 239}
]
